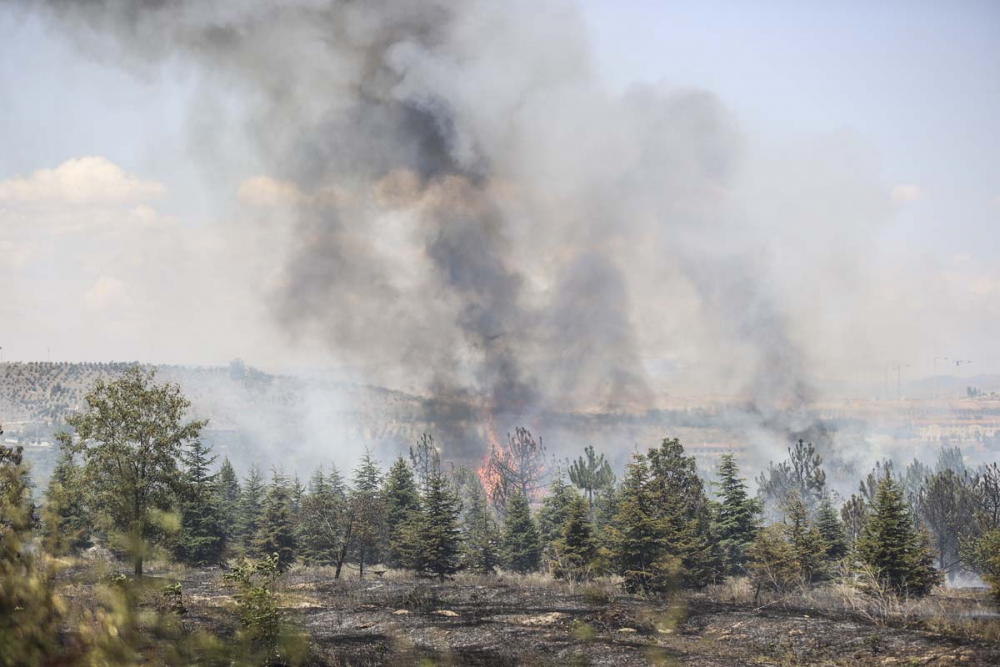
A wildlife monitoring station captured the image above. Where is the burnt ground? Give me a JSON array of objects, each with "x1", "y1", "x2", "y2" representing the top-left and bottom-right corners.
[{"x1": 58, "y1": 563, "x2": 1000, "y2": 666}]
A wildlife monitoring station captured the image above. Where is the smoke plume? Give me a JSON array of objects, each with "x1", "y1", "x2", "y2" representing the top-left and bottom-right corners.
[{"x1": 18, "y1": 0, "x2": 906, "y2": 463}]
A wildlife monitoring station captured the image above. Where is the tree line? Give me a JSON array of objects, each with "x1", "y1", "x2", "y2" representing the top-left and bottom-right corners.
[{"x1": 5, "y1": 368, "x2": 1000, "y2": 662}]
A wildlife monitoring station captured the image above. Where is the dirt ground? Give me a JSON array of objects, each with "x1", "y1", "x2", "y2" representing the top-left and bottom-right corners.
[{"x1": 59, "y1": 563, "x2": 1000, "y2": 666}]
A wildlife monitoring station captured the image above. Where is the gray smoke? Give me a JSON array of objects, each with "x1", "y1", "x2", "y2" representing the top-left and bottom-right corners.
[{"x1": 20, "y1": 0, "x2": 833, "y2": 460}]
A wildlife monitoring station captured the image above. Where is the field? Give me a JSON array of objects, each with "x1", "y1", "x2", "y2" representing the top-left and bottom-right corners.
[{"x1": 55, "y1": 558, "x2": 1000, "y2": 666}]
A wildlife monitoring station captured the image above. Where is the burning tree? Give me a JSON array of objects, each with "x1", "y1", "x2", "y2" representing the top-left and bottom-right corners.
[{"x1": 482, "y1": 427, "x2": 549, "y2": 515}]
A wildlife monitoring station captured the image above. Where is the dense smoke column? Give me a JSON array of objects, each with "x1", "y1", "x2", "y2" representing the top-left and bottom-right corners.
[{"x1": 19, "y1": 0, "x2": 825, "y2": 464}]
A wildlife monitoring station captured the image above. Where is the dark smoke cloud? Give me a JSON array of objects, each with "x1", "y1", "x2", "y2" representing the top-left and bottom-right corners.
[{"x1": 20, "y1": 0, "x2": 828, "y2": 460}]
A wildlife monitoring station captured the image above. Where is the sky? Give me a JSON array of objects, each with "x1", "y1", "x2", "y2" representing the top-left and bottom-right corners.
[{"x1": 0, "y1": 1, "x2": 997, "y2": 393}]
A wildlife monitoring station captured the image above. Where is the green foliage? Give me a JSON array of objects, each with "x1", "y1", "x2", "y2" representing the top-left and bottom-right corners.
[
  {"x1": 346, "y1": 450, "x2": 385, "y2": 578},
  {"x1": 224, "y1": 553, "x2": 287, "y2": 664},
  {"x1": 297, "y1": 466, "x2": 347, "y2": 566},
  {"x1": 858, "y1": 473, "x2": 941, "y2": 597},
  {"x1": 568, "y1": 445, "x2": 615, "y2": 509},
  {"x1": 536, "y1": 474, "x2": 579, "y2": 559},
  {"x1": 502, "y1": 491, "x2": 542, "y2": 573},
  {"x1": 408, "y1": 468, "x2": 463, "y2": 581},
  {"x1": 782, "y1": 495, "x2": 824, "y2": 583},
  {"x1": 919, "y1": 468, "x2": 977, "y2": 574},
  {"x1": 711, "y1": 452, "x2": 760, "y2": 576},
  {"x1": 840, "y1": 493, "x2": 868, "y2": 549},
  {"x1": 384, "y1": 456, "x2": 421, "y2": 568},
  {"x1": 608, "y1": 453, "x2": 663, "y2": 594},
  {"x1": 550, "y1": 494, "x2": 603, "y2": 581},
  {"x1": 41, "y1": 432, "x2": 92, "y2": 555},
  {"x1": 961, "y1": 529, "x2": 1000, "y2": 605},
  {"x1": 213, "y1": 457, "x2": 242, "y2": 544},
  {"x1": 757, "y1": 439, "x2": 828, "y2": 518},
  {"x1": 747, "y1": 525, "x2": 802, "y2": 603},
  {"x1": 254, "y1": 473, "x2": 297, "y2": 571},
  {"x1": 646, "y1": 438, "x2": 719, "y2": 588},
  {"x1": 174, "y1": 440, "x2": 227, "y2": 565},
  {"x1": 1, "y1": 435, "x2": 64, "y2": 666},
  {"x1": 461, "y1": 483, "x2": 501, "y2": 574},
  {"x1": 815, "y1": 495, "x2": 848, "y2": 562},
  {"x1": 409, "y1": 432, "x2": 440, "y2": 496},
  {"x1": 66, "y1": 366, "x2": 207, "y2": 576},
  {"x1": 239, "y1": 465, "x2": 266, "y2": 555}
]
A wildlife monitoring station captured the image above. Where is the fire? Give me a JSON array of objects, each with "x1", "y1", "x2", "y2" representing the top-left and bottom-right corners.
[{"x1": 475, "y1": 406, "x2": 504, "y2": 500}]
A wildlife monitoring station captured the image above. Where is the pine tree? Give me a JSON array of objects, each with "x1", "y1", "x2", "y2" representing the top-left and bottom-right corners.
[
  {"x1": 840, "y1": 493, "x2": 868, "y2": 549},
  {"x1": 782, "y1": 495, "x2": 824, "y2": 584},
  {"x1": 254, "y1": 472, "x2": 297, "y2": 571},
  {"x1": 568, "y1": 445, "x2": 615, "y2": 510},
  {"x1": 551, "y1": 494, "x2": 600, "y2": 581},
  {"x1": 502, "y1": 492, "x2": 542, "y2": 573},
  {"x1": 535, "y1": 474, "x2": 578, "y2": 560},
  {"x1": 815, "y1": 496, "x2": 848, "y2": 562},
  {"x1": 298, "y1": 467, "x2": 345, "y2": 566},
  {"x1": 462, "y1": 484, "x2": 501, "y2": 574},
  {"x1": 174, "y1": 440, "x2": 227, "y2": 565},
  {"x1": 609, "y1": 453, "x2": 662, "y2": 593},
  {"x1": 712, "y1": 452, "x2": 760, "y2": 576},
  {"x1": 290, "y1": 473, "x2": 306, "y2": 520},
  {"x1": 409, "y1": 433, "x2": 440, "y2": 496},
  {"x1": 647, "y1": 438, "x2": 719, "y2": 587},
  {"x1": 384, "y1": 456, "x2": 421, "y2": 568},
  {"x1": 858, "y1": 473, "x2": 941, "y2": 597},
  {"x1": 344, "y1": 450, "x2": 385, "y2": 579},
  {"x1": 213, "y1": 457, "x2": 242, "y2": 545},
  {"x1": 747, "y1": 526, "x2": 802, "y2": 604},
  {"x1": 239, "y1": 465, "x2": 266, "y2": 555},
  {"x1": 41, "y1": 432, "x2": 92, "y2": 555},
  {"x1": 417, "y1": 469, "x2": 463, "y2": 581}
]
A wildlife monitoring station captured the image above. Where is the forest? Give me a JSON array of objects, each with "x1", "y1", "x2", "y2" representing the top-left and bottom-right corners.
[{"x1": 3, "y1": 367, "x2": 999, "y2": 666}]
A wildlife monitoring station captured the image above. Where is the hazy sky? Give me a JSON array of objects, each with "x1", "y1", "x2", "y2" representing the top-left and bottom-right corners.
[{"x1": 0, "y1": 1, "x2": 997, "y2": 390}]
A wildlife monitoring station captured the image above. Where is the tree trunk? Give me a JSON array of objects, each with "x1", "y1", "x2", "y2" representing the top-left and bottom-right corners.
[{"x1": 135, "y1": 556, "x2": 143, "y2": 578}]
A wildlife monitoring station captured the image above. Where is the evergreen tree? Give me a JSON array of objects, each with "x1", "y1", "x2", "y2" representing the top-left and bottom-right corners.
[
  {"x1": 782, "y1": 495, "x2": 824, "y2": 583},
  {"x1": 384, "y1": 456, "x2": 421, "y2": 568},
  {"x1": 858, "y1": 474, "x2": 941, "y2": 597},
  {"x1": 757, "y1": 439, "x2": 828, "y2": 518},
  {"x1": 502, "y1": 492, "x2": 542, "y2": 573},
  {"x1": 919, "y1": 468, "x2": 977, "y2": 575},
  {"x1": 254, "y1": 472, "x2": 297, "y2": 570},
  {"x1": 647, "y1": 438, "x2": 719, "y2": 587},
  {"x1": 409, "y1": 433, "x2": 440, "y2": 496},
  {"x1": 609, "y1": 453, "x2": 663, "y2": 593},
  {"x1": 551, "y1": 494, "x2": 600, "y2": 581},
  {"x1": 174, "y1": 440, "x2": 227, "y2": 565},
  {"x1": 712, "y1": 452, "x2": 760, "y2": 576},
  {"x1": 298, "y1": 466, "x2": 350, "y2": 567},
  {"x1": 840, "y1": 493, "x2": 868, "y2": 549},
  {"x1": 462, "y1": 484, "x2": 501, "y2": 574},
  {"x1": 568, "y1": 445, "x2": 616, "y2": 509},
  {"x1": 239, "y1": 465, "x2": 266, "y2": 555},
  {"x1": 747, "y1": 526, "x2": 802, "y2": 604},
  {"x1": 415, "y1": 469, "x2": 463, "y2": 581},
  {"x1": 41, "y1": 432, "x2": 92, "y2": 555},
  {"x1": 962, "y1": 529, "x2": 1000, "y2": 604},
  {"x1": 344, "y1": 450, "x2": 385, "y2": 579},
  {"x1": 213, "y1": 457, "x2": 242, "y2": 545},
  {"x1": 535, "y1": 474, "x2": 578, "y2": 560},
  {"x1": 815, "y1": 496, "x2": 848, "y2": 562},
  {"x1": 290, "y1": 473, "x2": 306, "y2": 520}
]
